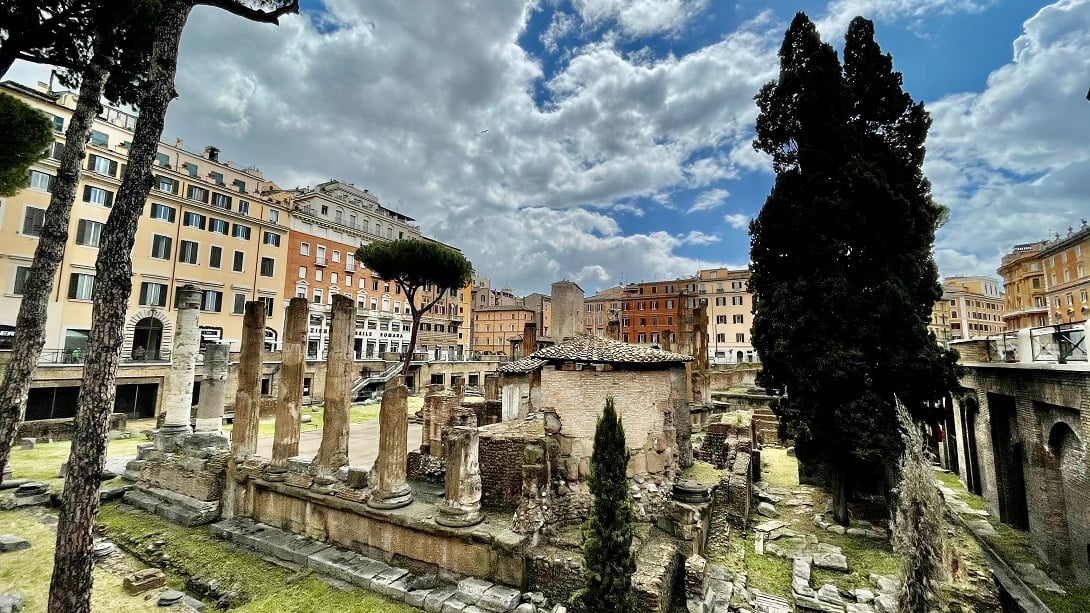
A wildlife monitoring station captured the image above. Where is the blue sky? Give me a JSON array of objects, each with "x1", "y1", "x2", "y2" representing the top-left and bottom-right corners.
[{"x1": 9, "y1": 0, "x2": 1089, "y2": 295}]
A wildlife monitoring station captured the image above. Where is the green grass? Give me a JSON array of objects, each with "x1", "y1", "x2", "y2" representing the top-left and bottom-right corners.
[
  {"x1": 681, "y1": 460, "x2": 723, "y2": 485},
  {"x1": 758, "y1": 447, "x2": 799, "y2": 489},
  {"x1": 933, "y1": 471, "x2": 989, "y2": 512},
  {"x1": 98, "y1": 504, "x2": 417, "y2": 613},
  {"x1": 7, "y1": 428, "x2": 151, "y2": 489},
  {"x1": 743, "y1": 535, "x2": 793, "y2": 599},
  {"x1": 1039, "y1": 587, "x2": 1090, "y2": 613},
  {"x1": 811, "y1": 531, "x2": 902, "y2": 593}
]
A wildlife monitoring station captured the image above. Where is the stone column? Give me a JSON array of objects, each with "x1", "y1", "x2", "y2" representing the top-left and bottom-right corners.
[
  {"x1": 231, "y1": 301, "x2": 265, "y2": 457},
  {"x1": 190, "y1": 341, "x2": 229, "y2": 448},
  {"x1": 312, "y1": 295, "x2": 353, "y2": 484},
  {"x1": 368, "y1": 376, "x2": 413, "y2": 509},
  {"x1": 435, "y1": 423, "x2": 483, "y2": 528},
  {"x1": 267, "y1": 298, "x2": 308, "y2": 480},
  {"x1": 158, "y1": 284, "x2": 201, "y2": 452}
]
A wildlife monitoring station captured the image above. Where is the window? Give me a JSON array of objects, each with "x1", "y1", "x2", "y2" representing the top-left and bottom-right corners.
[
  {"x1": 178, "y1": 240, "x2": 198, "y2": 264},
  {"x1": 82, "y1": 185, "x2": 113, "y2": 207},
  {"x1": 321, "y1": 205, "x2": 329, "y2": 215},
  {"x1": 155, "y1": 175, "x2": 179, "y2": 194},
  {"x1": 87, "y1": 154, "x2": 118, "y2": 177},
  {"x1": 736, "y1": 333, "x2": 745, "y2": 343},
  {"x1": 150, "y1": 203, "x2": 176, "y2": 222},
  {"x1": 715, "y1": 297, "x2": 726, "y2": 306},
  {"x1": 150, "y1": 235, "x2": 172, "y2": 259},
  {"x1": 232, "y1": 178, "x2": 247, "y2": 193},
  {"x1": 183, "y1": 211, "x2": 206, "y2": 229},
  {"x1": 313, "y1": 288, "x2": 323, "y2": 304},
  {"x1": 68, "y1": 273, "x2": 95, "y2": 300},
  {"x1": 75, "y1": 219, "x2": 104, "y2": 247},
  {"x1": 209, "y1": 245, "x2": 222, "y2": 268},
  {"x1": 300, "y1": 242, "x2": 310, "y2": 256},
  {"x1": 330, "y1": 272, "x2": 338, "y2": 285},
  {"x1": 260, "y1": 296, "x2": 274, "y2": 317},
  {"x1": 208, "y1": 218, "x2": 228, "y2": 234},
  {"x1": 186, "y1": 185, "x2": 209, "y2": 203},
  {"x1": 269, "y1": 209, "x2": 279, "y2": 224},
  {"x1": 209, "y1": 171, "x2": 224, "y2": 186},
  {"x1": 232, "y1": 251, "x2": 244, "y2": 272},
  {"x1": 233, "y1": 293, "x2": 246, "y2": 314},
  {"x1": 139, "y1": 282, "x2": 167, "y2": 307},
  {"x1": 28, "y1": 170, "x2": 55, "y2": 192},
  {"x1": 298, "y1": 266, "x2": 307, "y2": 279},
  {"x1": 716, "y1": 333, "x2": 726, "y2": 343},
  {"x1": 12, "y1": 266, "x2": 30, "y2": 295},
  {"x1": 232, "y1": 224, "x2": 251, "y2": 240},
  {"x1": 260, "y1": 257, "x2": 274, "y2": 277},
  {"x1": 733, "y1": 314, "x2": 744, "y2": 324},
  {"x1": 716, "y1": 315, "x2": 727, "y2": 324},
  {"x1": 237, "y1": 200, "x2": 249, "y2": 215},
  {"x1": 46, "y1": 141, "x2": 64, "y2": 159},
  {"x1": 262, "y1": 231, "x2": 281, "y2": 247},
  {"x1": 89, "y1": 130, "x2": 108, "y2": 147},
  {"x1": 332, "y1": 250, "x2": 341, "y2": 263},
  {"x1": 212, "y1": 193, "x2": 232, "y2": 209},
  {"x1": 731, "y1": 296, "x2": 744, "y2": 306},
  {"x1": 51, "y1": 115, "x2": 64, "y2": 132},
  {"x1": 314, "y1": 269, "x2": 323, "y2": 282},
  {"x1": 335, "y1": 210, "x2": 343, "y2": 223},
  {"x1": 201, "y1": 290, "x2": 223, "y2": 312},
  {"x1": 154, "y1": 152, "x2": 171, "y2": 167},
  {"x1": 22, "y1": 207, "x2": 46, "y2": 236},
  {"x1": 182, "y1": 162, "x2": 198, "y2": 177}
]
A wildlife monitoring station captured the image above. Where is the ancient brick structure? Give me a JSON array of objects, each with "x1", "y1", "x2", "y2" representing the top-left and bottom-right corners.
[
  {"x1": 158, "y1": 284, "x2": 201, "y2": 451},
  {"x1": 951, "y1": 336, "x2": 1090, "y2": 585}
]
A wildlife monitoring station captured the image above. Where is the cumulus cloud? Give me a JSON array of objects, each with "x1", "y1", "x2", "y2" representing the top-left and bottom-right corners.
[
  {"x1": 724, "y1": 213, "x2": 750, "y2": 229},
  {"x1": 687, "y1": 188, "x2": 729, "y2": 213},
  {"x1": 816, "y1": 0, "x2": 995, "y2": 38},
  {"x1": 572, "y1": 0, "x2": 709, "y2": 38}
]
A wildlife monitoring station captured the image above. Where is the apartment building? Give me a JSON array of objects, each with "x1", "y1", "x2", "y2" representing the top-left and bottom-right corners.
[
  {"x1": 0, "y1": 80, "x2": 291, "y2": 418},
  {"x1": 618, "y1": 280, "x2": 692, "y2": 347},
  {"x1": 583, "y1": 286, "x2": 625, "y2": 337},
  {"x1": 698, "y1": 267, "x2": 755, "y2": 363},
  {"x1": 1040, "y1": 222, "x2": 1090, "y2": 325},
  {"x1": 996, "y1": 242, "x2": 1048, "y2": 330},
  {"x1": 941, "y1": 276, "x2": 1006, "y2": 340},
  {"x1": 472, "y1": 305, "x2": 536, "y2": 356}
]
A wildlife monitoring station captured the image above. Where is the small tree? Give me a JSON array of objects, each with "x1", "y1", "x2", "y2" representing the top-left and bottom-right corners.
[
  {"x1": 0, "y1": 93, "x2": 52, "y2": 196},
  {"x1": 575, "y1": 394, "x2": 637, "y2": 612},
  {"x1": 891, "y1": 399, "x2": 945, "y2": 613},
  {"x1": 355, "y1": 239, "x2": 473, "y2": 374}
]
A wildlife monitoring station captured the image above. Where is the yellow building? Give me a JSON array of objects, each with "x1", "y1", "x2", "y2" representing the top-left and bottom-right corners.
[
  {"x1": 471, "y1": 305, "x2": 535, "y2": 356},
  {"x1": 1040, "y1": 223, "x2": 1090, "y2": 325},
  {"x1": 940, "y1": 276, "x2": 1005, "y2": 340},
  {"x1": 996, "y1": 242, "x2": 1048, "y2": 330},
  {"x1": 928, "y1": 299, "x2": 951, "y2": 344},
  {"x1": 698, "y1": 267, "x2": 756, "y2": 363},
  {"x1": 0, "y1": 81, "x2": 290, "y2": 417}
]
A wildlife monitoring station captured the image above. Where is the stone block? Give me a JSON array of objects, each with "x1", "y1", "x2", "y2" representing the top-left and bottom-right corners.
[
  {"x1": 425, "y1": 586, "x2": 458, "y2": 613},
  {"x1": 406, "y1": 588, "x2": 436, "y2": 608},
  {"x1": 136, "y1": 443, "x2": 157, "y2": 460},
  {"x1": 381, "y1": 576, "x2": 412, "y2": 601},
  {"x1": 123, "y1": 568, "x2": 166, "y2": 594},
  {"x1": 13, "y1": 493, "x2": 50, "y2": 507},
  {"x1": 477, "y1": 585, "x2": 521, "y2": 612},
  {"x1": 456, "y1": 577, "x2": 494, "y2": 604},
  {"x1": 346, "y1": 557, "x2": 392, "y2": 588},
  {"x1": 811, "y1": 552, "x2": 848, "y2": 572},
  {"x1": 0, "y1": 535, "x2": 30, "y2": 553},
  {"x1": 18, "y1": 438, "x2": 34, "y2": 450},
  {"x1": 443, "y1": 598, "x2": 470, "y2": 613},
  {"x1": 757, "y1": 501, "x2": 779, "y2": 518},
  {"x1": 0, "y1": 593, "x2": 25, "y2": 613},
  {"x1": 306, "y1": 547, "x2": 360, "y2": 584}
]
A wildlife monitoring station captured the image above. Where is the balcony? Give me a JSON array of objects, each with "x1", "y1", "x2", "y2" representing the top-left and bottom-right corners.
[
  {"x1": 37, "y1": 348, "x2": 173, "y2": 366},
  {"x1": 315, "y1": 257, "x2": 327, "y2": 266}
]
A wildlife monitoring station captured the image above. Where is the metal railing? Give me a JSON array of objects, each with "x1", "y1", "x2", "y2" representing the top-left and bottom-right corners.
[
  {"x1": 985, "y1": 332, "x2": 1021, "y2": 363},
  {"x1": 1030, "y1": 324, "x2": 1087, "y2": 363},
  {"x1": 38, "y1": 348, "x2": 172, "y2": 365}
]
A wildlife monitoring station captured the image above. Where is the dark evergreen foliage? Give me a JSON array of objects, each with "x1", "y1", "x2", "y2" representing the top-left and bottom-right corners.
[
  {"x1": 749, "y1": 13, "x2": 961, "y2": 523},
  {"x1": 575, "y1": 395, "x2": 638, "y2": 612},
  {"x1": 0, "y1": 93, "x2": 52, "y2": 196}
]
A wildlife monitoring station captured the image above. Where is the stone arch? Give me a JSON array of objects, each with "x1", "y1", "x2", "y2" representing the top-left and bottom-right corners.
[
  {"x1": 123, "y1": 309, "x2": 173, "y2": 358},
  {"x1": 1047, "y1": 422, "x2": 1086, "y2": 482}
]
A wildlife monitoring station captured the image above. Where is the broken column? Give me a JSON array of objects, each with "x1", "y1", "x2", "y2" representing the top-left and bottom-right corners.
[
  {"x1": 157, "y1": 284, "x2": 201, "y2": 451},
  {"x1": 311, "y1": 295, "x2": 353, "y2": 488},
  {"x1": 368, "y1": 376, "x2": 413, "y2": 509},
  {"x1": 421, "y1": 387, "x2": 459, "y2": 455},
  {"x1": 190, "y1": 341, "x2": 230, "y2": 448},
  {"x1": 267, "y1": 297, "x2": 307, "y2": 481},
  {"x1": 230, "y1": 301, "x2": 265, "y2": 458},
  {"x1": 435, "y1": 413, "x2": 484, "y2": 528}
]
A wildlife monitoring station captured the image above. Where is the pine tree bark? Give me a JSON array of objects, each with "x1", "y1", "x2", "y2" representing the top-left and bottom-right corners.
[
  {"x1": 830, "y1": 461, "x2": 850, "y2": 526},
  {"x1": 47, "y1": 3, "x2": 192, "y2": 611},
  {"x1": 0, "y1": 43, "x2": 110, "y2": 478}
]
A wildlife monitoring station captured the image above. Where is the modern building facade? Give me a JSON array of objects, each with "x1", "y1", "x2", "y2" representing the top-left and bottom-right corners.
[
  {"x1": 698, "y1": 267, "x2": 756, "y2": 363},
  {"x1": 997, "y1": 242, "x2": 1049, "y2": 331},
  {"x1": 940, "y1": 276, "x2": 1006, "y2": 340},
  {"x1": 1041, "y1": 223, "x2": 1090, "y2": 325}
]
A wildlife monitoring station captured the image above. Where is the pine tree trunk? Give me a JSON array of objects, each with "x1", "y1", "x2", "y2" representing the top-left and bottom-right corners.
[
  {"x1": 402, "y1": 308, "x2": 422, "y2": 376},
  {"x1": 0, "y1": 44, "x2": 110, "y2": 478},
  {"x1": 47, "y1": 3, "x2": 192, "y2": 611},
  {"x1": 0, "y1": 48, "x2": 17, "y2": 80},
  {"x1": 830, "y1": 461, "x2": 850, "y2": 526}
]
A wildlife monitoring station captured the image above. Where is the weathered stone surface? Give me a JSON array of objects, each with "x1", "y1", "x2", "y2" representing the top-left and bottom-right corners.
[
  {"x1": 436, "y1": 425, "x2": 484, "y2": 528},
  {"x1": 369, "y1": 379, "x2": 413, "y2": 509},
  {"x1": 425, "y1": 586, "x2": 458, "y2": 613},
  {"x1": 0, "y1": 592, "x2": 24, "y2": 613},
  {"x1": 477, "y1": 585, "x2": 522, "y2": 612},
  {"x1": 271, "y1": 298, "x2": 307, "y2": 464},
  {"x1": 0, "y1": 535, "x2": 30, "y2": 553},
  {"x1": 158, "y1": 589, "x2": 185, "y2": 606},
  {"x1": 231, "y1": 301, "x2": 265, "y2": 456},
  {"x1": 757, "y1": 501, "x2": 779, "y2": 518},
  {"x1": 442, "y1": 597, "x2": 470, "y2": 613},
  {"x1": 314, "y1": 295, "x2": 353, "y2": 473},
  {"x1": 406, "y1": 587, "x2": 436, "y2": 608},
  {"x1": 194, "y1": 342, "x2": 230, "y2": 436},
  {"x1": 123, "y1": 568, "x2": 166, "y2": 594},
  {"x1": 811, "y1": 552, "x2": 848, "y2": 572},
  {"x1": 159, "y1": 285, "x2": 201, "y2": 450},
  {"x1": 456, "y1": 577, "x2": 494, "y2": 605},
  {"x1": 853, "y1": 588, "x2": 874, "y2": 603}
]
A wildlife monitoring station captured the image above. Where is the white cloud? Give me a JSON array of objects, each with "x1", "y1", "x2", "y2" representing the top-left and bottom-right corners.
[
  {"x1": 687, "y1": 188, "x2": 729, "y2": 213},
  {"x1": 816, "y1": 0, "x2": 995, "y2": 38},
  {"x1": 572, "y1": 0, "x2": 709, "y2": 38},
  {"x1": 724, "y1": 213, "x2": 750, "y2": 229},
  {"x1": 682, "y1": 230, "x2": 720, "y2": 245},
  {"x1": 541, "y1": 11, "x2": 577, "y2": 53}
]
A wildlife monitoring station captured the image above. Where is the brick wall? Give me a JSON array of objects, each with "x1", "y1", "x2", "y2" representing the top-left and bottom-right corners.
[
  {"x1": 479, "y1": 436, "x2": 528, "y2": 508},
  {"x1": 956, "y1": 363, "x2": 1090, "y2": 584}
]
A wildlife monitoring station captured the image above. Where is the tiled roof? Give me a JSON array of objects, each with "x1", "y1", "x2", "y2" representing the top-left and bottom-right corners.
[
  {"x1": 530, "y1": 334, "x2": 693, "y2": 364},
  {"x1": 497, "y1": 356, "x2": 547, "y2": 374}
]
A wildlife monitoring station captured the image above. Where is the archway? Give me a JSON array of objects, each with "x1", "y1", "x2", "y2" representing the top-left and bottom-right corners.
[
  {"x1": 131, "y1": 317, "x2": 163, "y2": 360},
  {"x1": 1042, "y1": 421, "x2": 1085, "y2": 578}
]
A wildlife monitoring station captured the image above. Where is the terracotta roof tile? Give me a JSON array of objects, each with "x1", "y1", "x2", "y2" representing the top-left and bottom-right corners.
[{"x1": 530, "y1": 334, "x2": 693, "y2": 364}]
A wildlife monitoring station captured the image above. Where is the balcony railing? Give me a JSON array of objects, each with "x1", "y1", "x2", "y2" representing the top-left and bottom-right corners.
[
  {"x1": 315, "y1": 257, "x2": 327, "y2": 266},
  {"x1": 38, "y1": 348, "x2": 172, "y2": 365},
  {"x1": 1030, "y1": 324, "x2": 1086, "y2": 363}
]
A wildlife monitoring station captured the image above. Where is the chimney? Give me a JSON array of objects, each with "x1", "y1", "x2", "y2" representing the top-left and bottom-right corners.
[
  {"x1": 606, "y1": 308, "x2": 621, "y2": 341},
  {"x1": 522, "y1": 323, "x2": 537, "y2": 359},
  {"x1": 204, "y1": 146, "x2": 220, "y2": 162},
  {"x1": 175, "y1": 138, "x2": 184, "y2": 149}
]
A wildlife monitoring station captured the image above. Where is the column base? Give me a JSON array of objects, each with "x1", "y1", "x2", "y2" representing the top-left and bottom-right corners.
[
  {"x1": 183, "y1": 432, "x2": 230, "y2": 451},
  {"x1": 263, "y1": 465, "x2": 289, "y2": 482},
  {"x1": 311, "y1": 474, "x2": 337, "y2": 494},
  {"x1": 367, "y1": 483, "x2": 413, "y2": 510},
  {"x1": 435, "y1": 501, "x2": 483, "y2": 528},
  {"x1": 156, "y1": 424, "x2": 192, "y2": 453}
]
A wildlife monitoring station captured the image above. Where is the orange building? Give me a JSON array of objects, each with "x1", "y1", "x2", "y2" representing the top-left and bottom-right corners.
[
  {"x1": 996, "y1": 242, "x2": 1048, "y2": 331},
  {"x1": 1041, "y1": 223, "x2": 1090, "y2": 325},
  {"x1": 472, "y1": 305, "x2": 536, "y2": 356},
  {"x1": 618, "y1": 280, "x2": 694, "y2": 348},
  {"x1": 583, "y1": 286, "x2": 625, "y2": 337}
]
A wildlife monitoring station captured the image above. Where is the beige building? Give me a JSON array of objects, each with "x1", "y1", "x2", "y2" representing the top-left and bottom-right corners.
[
  {"x1": 0, "y1": 81, "x2": 292, "y2": 417},
  {"x1": 928, "y1": 298, "x2": 952, "y2": 344},
  {"x1": 996, "y1": 242, "x2": 1048, "y2": 331},
  {"x1": 1041, "y1": 223, "x2": 1090, "y2": 325},
  {"x1": 698, "y1": 267, "x2": 755, "y2": 363},
  {"x1": 940, "y1": 276, "x2": 1005, "y2": 340},
  {"x1": 472, "y1": 305, "x2": 536, "y2": 356}
]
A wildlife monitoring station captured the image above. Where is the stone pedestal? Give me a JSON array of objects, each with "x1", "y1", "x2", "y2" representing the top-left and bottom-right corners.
[
  {"x1": 435, "y1": 424, "x2": 483, "y2": 528},
  {"x1": 269, "y1": 297, "x2": 308, "y2": 480},
  {"x1": 368, "y1": 378, "x2": 412, "y2": 509},
  {"x1": 421, "y1": 388, "x2": 459, "y2": 455},
  {"x1": 231, "y1": 302, "x2": 265, "y2": 458},
  {"x1": 158, "y1": 285, "x2": 201, "y2": 451},
  {"x1": 312, "y1": 295, "x2": 353, "y2": 478},
  {"x1": 192, "y1": 342, "x2": 230, "y2": 449}
]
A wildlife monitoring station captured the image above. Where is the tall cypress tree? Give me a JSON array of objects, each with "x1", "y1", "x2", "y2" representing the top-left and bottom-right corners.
[
  {"x1": 575, "y1": 394, "x2": 637, "y2": 612},
  {"x1": 750, "y1": 13, "x2": 958, "y2": 524}
]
